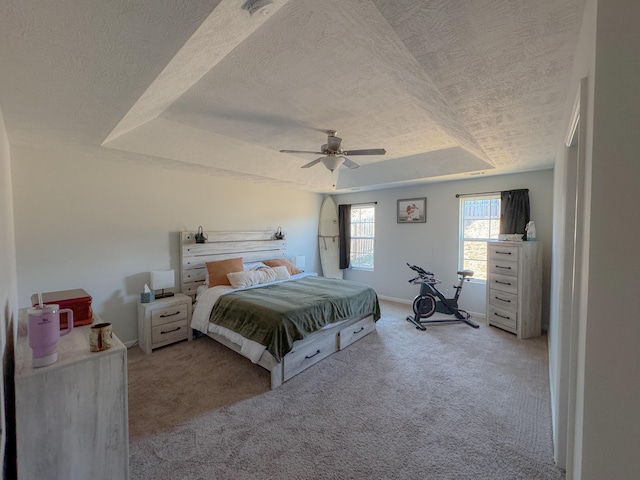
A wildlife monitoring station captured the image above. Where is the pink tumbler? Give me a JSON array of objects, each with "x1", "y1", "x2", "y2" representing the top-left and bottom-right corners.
[{"x1": 27, "y1": 304, "x2": 74, "y2": 367}]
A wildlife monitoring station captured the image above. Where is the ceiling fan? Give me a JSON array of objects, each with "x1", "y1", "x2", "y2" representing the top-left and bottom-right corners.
[{"x1": 280, "y1": 130, "x2": 386, "y2": 171}]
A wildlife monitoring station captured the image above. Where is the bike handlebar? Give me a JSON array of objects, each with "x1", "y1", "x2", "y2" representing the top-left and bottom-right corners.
[
  {"x1": 409, "y1": 277, "x2": 440, "y2": 285},
  {"x1": 406, "y1": 262, "x2": 433, "y2": 277},
  {"x1": 407, "y1": 262, "x2": 442, "y2": 284}
]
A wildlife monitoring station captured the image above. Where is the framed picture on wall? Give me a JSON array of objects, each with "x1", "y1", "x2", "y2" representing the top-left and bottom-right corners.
[{"x1": 397, "y1": 197, "x2": 426, "y2": 223}]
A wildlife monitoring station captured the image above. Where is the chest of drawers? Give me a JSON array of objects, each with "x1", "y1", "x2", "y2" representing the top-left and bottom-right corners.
[
  {"x1": 15, "y1": 311, "x2": 129, "y2": 479},
  {"x1": 486, "y1": 241, "x2": 542, "y2": 338}
]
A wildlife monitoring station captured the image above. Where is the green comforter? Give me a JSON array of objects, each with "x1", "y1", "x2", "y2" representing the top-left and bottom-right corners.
[{"x1": 209, "y1": 276, "x2": 380, "y2": 362}]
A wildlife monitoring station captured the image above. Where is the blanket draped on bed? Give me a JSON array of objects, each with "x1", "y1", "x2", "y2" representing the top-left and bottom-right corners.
[{"x1": 209, "y1": 276, "x2": 380, "y2": 362}]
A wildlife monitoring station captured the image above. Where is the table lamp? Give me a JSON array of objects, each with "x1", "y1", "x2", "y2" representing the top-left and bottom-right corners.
[
  {"x1": 150, "y1": 270, "x2": 175, "y2": 299},
  {"x1": 293, "y1": 256, "x2": 306, "y2": 269}
]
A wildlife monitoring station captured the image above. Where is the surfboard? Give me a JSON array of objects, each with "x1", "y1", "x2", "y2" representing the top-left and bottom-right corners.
[{"x1": 318, "y1": 196, "x2": 343, "y2": 279}]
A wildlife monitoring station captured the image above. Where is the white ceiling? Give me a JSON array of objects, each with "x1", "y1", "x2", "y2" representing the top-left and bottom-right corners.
[{"x1": 0, "y1": 0, "x2": 586, "y2": 192}]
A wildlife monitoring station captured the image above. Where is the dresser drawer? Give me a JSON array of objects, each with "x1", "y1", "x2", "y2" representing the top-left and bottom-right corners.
[
  {"x1": 151, "y1": 318, "x2": 188, "y2": 344},
  {"x1": 488, "y1": 273, "x2": 518, "y2": 294},
  {"x1": 488, "y1": 305, "x2": 517, "y2": 331},
  {"x1": 338, "y1": 316, "x2": 376, "y2": 350},
  {"x1": 283, "y1": 333, "x2": 338, "y2": 381},
  {"x1": 489, "y1": 289, "x2": 518, "y2": 313},
  {"x1": 151, "y1": 302, "x2": 189, "y2": 326},
  {"x1": 489, "y1": 244, "x2": 520, "y2": 261},
  {"x1": 489, "y1": 258, "x2": 518, "y2": 277}
]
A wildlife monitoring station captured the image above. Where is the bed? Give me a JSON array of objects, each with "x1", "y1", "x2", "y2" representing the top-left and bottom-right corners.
[{"x1": 180, "y1": 230, "x2": 380, "y2": 389}]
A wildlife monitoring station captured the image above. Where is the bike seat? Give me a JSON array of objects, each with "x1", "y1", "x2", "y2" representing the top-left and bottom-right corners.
[{"x1": 457, "y1": 270, "x2": 474, "y2": 278}]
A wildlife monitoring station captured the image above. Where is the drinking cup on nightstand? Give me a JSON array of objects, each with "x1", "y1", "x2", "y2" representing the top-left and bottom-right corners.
[{"x1": 27, "y1": 304, "x2": 74, "y2": 367}]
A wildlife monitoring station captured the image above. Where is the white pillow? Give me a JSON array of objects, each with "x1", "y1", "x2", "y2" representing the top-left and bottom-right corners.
[
  {"x1": 271, "y1": 265, "x2": 290, "y2": 281},
  {"x1": 243, "y1": 261, "x2": 268, "y2": 271},
  {"x1": 226, "y1": 266, "x2": 290, "y2": 289},
  {"x1": 227, "y1": 268, "x2": 276, "y2": 289}
]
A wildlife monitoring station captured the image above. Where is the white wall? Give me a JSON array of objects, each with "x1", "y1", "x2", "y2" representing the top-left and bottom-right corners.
[
  {"x1": 549, "y1": 0, "x2": 640, "y2": 478},
  {"x1": 0, "y1": 105, "x2": 18, "y2": 478},
  {"x1": 334, "y1": 169, "x2": 554, "y2": 324},
  {"x1": 578, "y1": 0, "x2": 640, "y2": 477},
  {"x1": 11, "y1": 143, "x2": 322, "y2": 344}
]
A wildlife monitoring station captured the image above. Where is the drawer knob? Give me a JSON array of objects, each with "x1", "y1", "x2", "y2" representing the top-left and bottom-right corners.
[
  {"x1": 305, "y1": 349, "x2": 321, "y2": 359},
  {"x1": 353, "y1": 326, "x2": 365, "y2": 334},
  {"x1": 160, "y1": 311, "x2": 181, "y2": 318},
  {"x1": 495, "y1": 280, "x2": 512, "y2": 286},
  {"x1": 496, "y1": 265, "x2": 512, "y2": 270},
  {"x1": 494, "y1": 312, "x2": 511, "y2": 320},
  {"x1": 160, "y1": 326, "x2": 181, "y2": 335},
  {"x1": 494, "y1": 296, "x2": 511, "y2": 303},
  {"x1": 496, "y1": 251, "x2": 512, "y2": 255}
]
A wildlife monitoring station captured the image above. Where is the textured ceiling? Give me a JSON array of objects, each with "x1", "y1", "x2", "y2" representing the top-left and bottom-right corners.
[{"x1": 0, "y1": 0, "x2": 586, "y2": 192}]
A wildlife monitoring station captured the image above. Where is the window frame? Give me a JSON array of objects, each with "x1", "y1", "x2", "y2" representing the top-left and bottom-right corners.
[
  {"x1": 349, "y1": 204, "x2": 375, "y2": 271},
  {"x1": 458, "y1": 195, "x2": 501, "y2": 282}
]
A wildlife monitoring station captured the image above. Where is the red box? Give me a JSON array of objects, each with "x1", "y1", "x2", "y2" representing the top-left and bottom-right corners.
[{"x1": 31, "y1": 289, "x2": 93, "y2": 329}]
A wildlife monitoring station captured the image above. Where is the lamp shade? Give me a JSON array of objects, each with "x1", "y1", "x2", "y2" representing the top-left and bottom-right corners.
[
  {"x1": 150, "y1": 270, "x2": 175, "y2": 291},
  {"x1": 293, "y1": 256, "x2": 306, "y2": 269},
  {"x1": 321, "y1": 156, "x2": 345, "y2": 172}
]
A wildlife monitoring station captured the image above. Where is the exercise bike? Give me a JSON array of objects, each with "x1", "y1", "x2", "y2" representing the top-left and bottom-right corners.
[{"x1": 405, "y1": 263, "x2": 479, "y2": 330}]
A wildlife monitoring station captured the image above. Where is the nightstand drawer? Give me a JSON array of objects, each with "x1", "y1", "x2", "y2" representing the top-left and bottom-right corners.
[
  {"x1": 152, "y1": 318, "x2": 188, "y2": 344},
  {"x1": 151, "y1": 302, "x2": 189, "y2": 326}
]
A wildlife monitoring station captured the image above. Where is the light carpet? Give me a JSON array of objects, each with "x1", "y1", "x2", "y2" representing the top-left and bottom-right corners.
[{"x1": 128, "y1": 300, "x2": 564, "y2": 479}]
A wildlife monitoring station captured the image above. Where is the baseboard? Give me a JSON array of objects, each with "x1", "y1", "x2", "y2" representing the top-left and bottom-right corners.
[
  {"x1": 377, "y1": 296, "x2": 486, "y2": 322},
  {"x1": 377, "y1": 295, "x2": 412, "y2": 305}
]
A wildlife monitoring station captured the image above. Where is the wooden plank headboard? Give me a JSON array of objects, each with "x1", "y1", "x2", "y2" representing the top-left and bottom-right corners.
[{"x1": 180, "y1": 230, "x2": 287, "y2": 299}]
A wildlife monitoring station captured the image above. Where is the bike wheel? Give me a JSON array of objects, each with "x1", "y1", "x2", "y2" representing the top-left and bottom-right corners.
[{"x1": 413, "y1": 294, "x2": 436, "y2": 318}]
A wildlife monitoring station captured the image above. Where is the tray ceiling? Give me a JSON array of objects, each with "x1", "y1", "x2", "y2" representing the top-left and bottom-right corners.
[{"x1": 0, "y1": 0, "x2": 586, "y2": 192}]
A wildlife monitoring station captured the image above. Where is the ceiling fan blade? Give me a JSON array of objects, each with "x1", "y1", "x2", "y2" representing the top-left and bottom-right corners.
[
  {"x1": 280, "y1": 149, "x2": 323, "y2": 154},
  {"x1": 301, "y1": 158, "x2": 323, "y2": 169},
  {"x1": 342, "y1": 157, "x2": 359, "y2": 169},
  {"x1": 342, "y1": 148, "x2": 386, "y2": 156},
  {"x1": 327, "y1": 135, "x2": 342, "y2": 151}
]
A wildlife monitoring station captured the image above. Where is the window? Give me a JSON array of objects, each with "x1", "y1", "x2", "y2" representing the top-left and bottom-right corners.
[
  {"x1": 350, "y1": 204, "x2": 375, "y2": 270},
  {"x1": 459, "y1": 196, "x2": 500, "y2": 280}
]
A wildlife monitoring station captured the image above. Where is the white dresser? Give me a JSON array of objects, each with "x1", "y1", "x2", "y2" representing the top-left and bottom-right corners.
[
  {"x1": 486, "y1": 241, "x2": 543, "y2": 338},
  {"x1": 15, "y1": 310, "x2": 129, "y2": 480}
]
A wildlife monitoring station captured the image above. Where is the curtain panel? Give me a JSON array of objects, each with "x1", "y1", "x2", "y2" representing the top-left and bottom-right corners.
[
  {"x1": 338, "y1": 204, "x2": 351, "y2": 270},
  {"x1": 500, "y1": 189, "x2": 530, "y2": 239}
]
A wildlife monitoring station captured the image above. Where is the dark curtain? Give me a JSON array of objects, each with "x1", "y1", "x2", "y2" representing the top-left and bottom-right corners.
[
  {"x1": 338, "y1": 204, "x2": 351, "y2": 270},
  {"x1": 500, "y1": 189, "x2": 530, "y2": 239}
]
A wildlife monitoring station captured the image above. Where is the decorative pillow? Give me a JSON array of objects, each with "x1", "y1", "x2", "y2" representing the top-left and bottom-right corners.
[
  {"x1": 270, "y1": 265, "x2": 291, "y2": 281},
  {"x1": 243, "y1": 261, "x2": 268, "y2": 271},
  {"x1": 263, "y1": 258, "x2": 303, "y2": 275},
  {"x1": 206, "y1": 257, "x2": 244, "y2": 287},
  {"x1": 227, "y1": 268, "x2": 277, "y2": 289}
]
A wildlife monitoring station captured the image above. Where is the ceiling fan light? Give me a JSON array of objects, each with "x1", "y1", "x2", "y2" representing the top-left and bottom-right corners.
[{"x1": 322, "y1": 156, "x2": 345, "y2": 172}]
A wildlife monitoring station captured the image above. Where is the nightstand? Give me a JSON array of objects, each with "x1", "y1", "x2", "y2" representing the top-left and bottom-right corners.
[{"x1": 137, "y1": 293, "x2": 192, "y2": 353}]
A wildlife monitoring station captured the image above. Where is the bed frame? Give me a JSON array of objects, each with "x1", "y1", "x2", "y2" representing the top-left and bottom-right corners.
[{"x1": 180, "y1": 230, "x2": 376, "y2": 389}]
